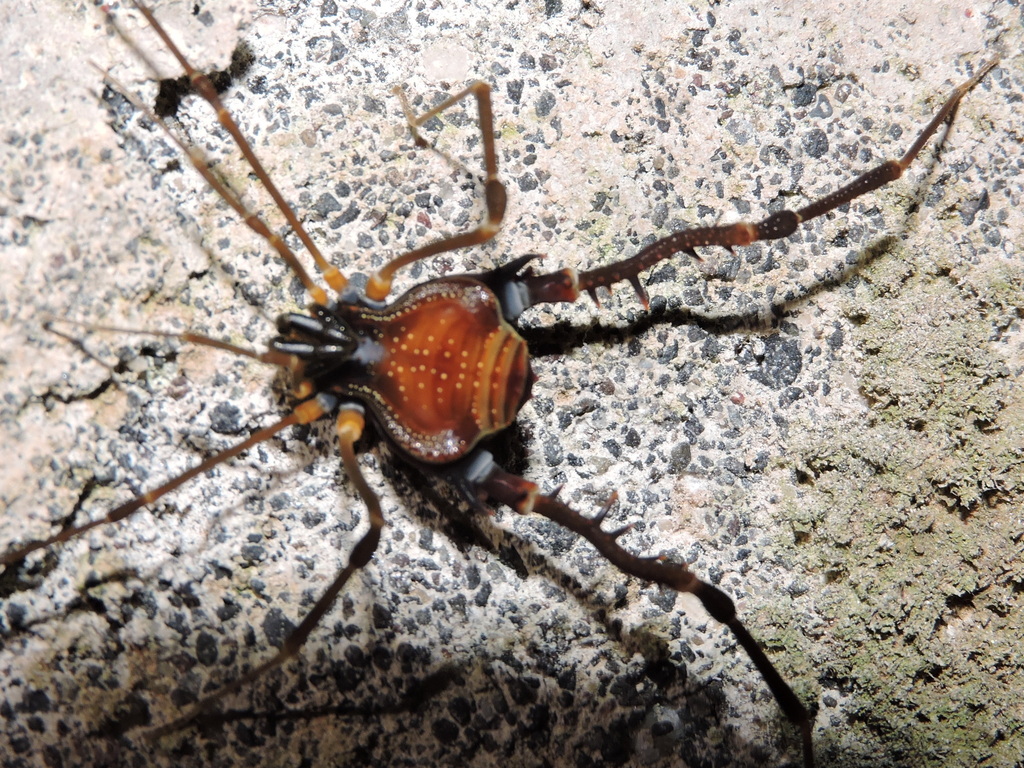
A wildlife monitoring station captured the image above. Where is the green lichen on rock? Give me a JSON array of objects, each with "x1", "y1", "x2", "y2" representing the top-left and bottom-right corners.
[
  {"x1": 850, "y1": 249, "x2": 1022, "y2": 511},
  {"x1": 775, "y1": 246, "x2": 1024, "y2": 766}
]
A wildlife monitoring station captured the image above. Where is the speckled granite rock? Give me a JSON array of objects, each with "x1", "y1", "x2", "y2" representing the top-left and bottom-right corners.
[{"x1": 1, "y1": 1, "x2": 1021, "y2": 767}]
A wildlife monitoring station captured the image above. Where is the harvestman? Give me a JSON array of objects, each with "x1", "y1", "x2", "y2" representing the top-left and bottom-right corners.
[{"x1": 2, "y1": 3, "x2": 998, "y2": 766}]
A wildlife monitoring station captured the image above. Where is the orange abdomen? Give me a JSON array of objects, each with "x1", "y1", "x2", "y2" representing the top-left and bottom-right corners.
[{"x1": 343, "y1": 277, "x2": 531, "y2": 463}]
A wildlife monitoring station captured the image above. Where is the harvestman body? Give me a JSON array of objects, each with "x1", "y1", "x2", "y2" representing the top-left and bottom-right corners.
[{"x1": 1, "y1": 3, "x2": 998, "y2": 766}]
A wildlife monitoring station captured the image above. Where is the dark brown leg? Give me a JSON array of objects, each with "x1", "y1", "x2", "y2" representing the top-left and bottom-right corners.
[
  {"x1": 472, "y1": 455, "x2": 815, "y2": 768},
  {"x1": 148, "y1": 407, "x2": 384, "y2": 738},
  {"x1": 1, "y1": 396, "x2": 332, "y2": 568},
  {"x1": 365, "y1": 81, "x2": 508, "y2": 300},
  {"x1": 519, "y1": 59, "x2": 998, "y2": 311},
  {"x1": 43, "y1": 319, "x2": 300, "y2": 369},
  {"x1": 127, "y1": 0, "x2": 346, "y2": 298},
  {"x1": 112, "y1": 3, "x2": 508, "y2": 305}
]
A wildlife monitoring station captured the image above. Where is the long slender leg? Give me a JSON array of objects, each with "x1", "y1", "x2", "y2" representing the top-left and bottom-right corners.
[
  {"x1": 125, "y1": 1, "x2": 507, "y2": 305},
  {"x1": 1, "y1": 395, "x2": 334, "y2": 568},
  {"x1": 148, "y1": 406, "x2": 384, "y2": 738},
  {"x1": 365, "y1": 81, "x2": 508, "y2": 301},
  {"x1": 517, "y1": 59, "x2": 998, "y2": 311},
  {"x1": 468, "y1": 453, "x2": 814, "y2": 768},
  {"x1": 43, "y1": 318, "x2": 301, "y2": 370},
  {"x1": 109, "y1": 2, "x2": 342, "y2": 304},
  {"x1": 94, "y1": 63, "x2": 329, "y2": 306}
]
